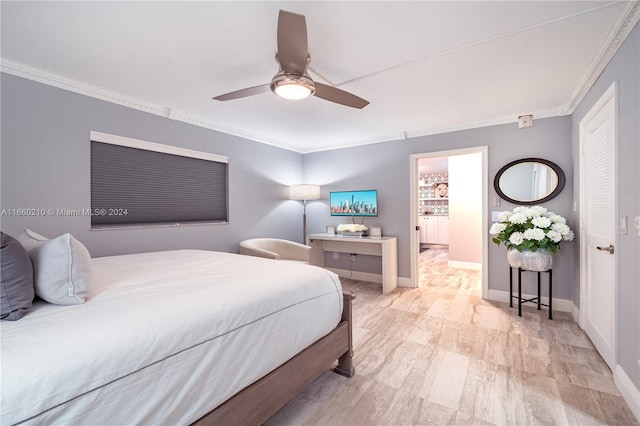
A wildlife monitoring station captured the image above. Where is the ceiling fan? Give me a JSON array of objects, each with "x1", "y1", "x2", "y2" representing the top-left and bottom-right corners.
[{"x1": 213, "y1": 10, "x2": 369, "y2": 109}]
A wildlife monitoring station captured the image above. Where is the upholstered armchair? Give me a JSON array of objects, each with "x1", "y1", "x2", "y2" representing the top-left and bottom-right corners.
[{"x1": 238, "y1": 238, "x2": 311, "y2": 264}]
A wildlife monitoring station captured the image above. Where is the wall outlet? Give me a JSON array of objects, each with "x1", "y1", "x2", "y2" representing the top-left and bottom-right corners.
[
  {"x1": 350, "y1": 254, "x2": 357, "y2": 262},
  {"x1": 332, "y1": 252, "x2": 339, "y2": 260}
]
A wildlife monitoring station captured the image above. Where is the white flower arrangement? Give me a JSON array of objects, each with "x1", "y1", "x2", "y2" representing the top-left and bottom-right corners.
[
  {"x1": 490, "y1": 206, "x2": 574, "y2": 253},
  {"x1": 337, "y1": 224, "x2": 368, "y2": 233}
]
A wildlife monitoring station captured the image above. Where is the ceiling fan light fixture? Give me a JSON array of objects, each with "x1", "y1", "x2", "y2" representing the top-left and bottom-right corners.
[
  {"x1": 213, "y1": 11, "x2": 368, "y2": 108},
  {"x1": 270, "y1": 72, "x2": 315, "y2": 100}
]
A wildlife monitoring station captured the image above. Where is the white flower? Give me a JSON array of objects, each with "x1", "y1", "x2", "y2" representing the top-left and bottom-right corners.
[
  {"x1": 337, "y1": 224, "x2": 368, "y2": 233},
  {"x1": 509, "y1": 213, "x2": 528, "y2": 224},
  {"x1": 489, "y1": 223, "x2": 507, "y2": 234},
  {"x1": 491, "y1": 205, "x2": 574, "y2": 251},
  {"x1": 509, "y1": 232, "x2": 524, "y2": 245},
  {"x1": 551, "y1": 223, "x2": 571, "y2": 236},
  {"x1": 529, "y1": 206, "x2": 548, "y2": 217},
  {"x1": 498, "y1": 211, "x2": 512, "y2": 222},
  {"x1": 524, "y1": 228, "x2": 546, "y2": 241},
  {"x1": 523, "y1": 207, "x2": 537, "y2": 218},
  {"x1": 546, "y1": 230, "x2": 562, "y2": 243},
  {"x1": 547, "y1": 213, "x2": 566, "y2": 224},
  {"x1": 531, "y1": 216, "x2": 552, "y2": 228}
]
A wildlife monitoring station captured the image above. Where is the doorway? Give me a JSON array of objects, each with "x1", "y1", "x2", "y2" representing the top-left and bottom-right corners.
[{"x1": 409, "y1": 147, "x2": 488, "y2": 298}]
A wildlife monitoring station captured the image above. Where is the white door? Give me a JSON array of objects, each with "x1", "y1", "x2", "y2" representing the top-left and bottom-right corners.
[{"x1": 579, "y1": 83, "x2": 617, "y2": 370}]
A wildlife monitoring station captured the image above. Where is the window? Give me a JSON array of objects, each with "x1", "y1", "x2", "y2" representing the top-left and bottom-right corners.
[{"x1": 90, "y1": 131, "x2": 228, "y2": 228}]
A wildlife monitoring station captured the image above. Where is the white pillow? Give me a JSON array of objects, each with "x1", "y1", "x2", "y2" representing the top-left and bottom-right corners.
[{"x1": 18, "y1": 229, "x2": 91, "y2": 305}]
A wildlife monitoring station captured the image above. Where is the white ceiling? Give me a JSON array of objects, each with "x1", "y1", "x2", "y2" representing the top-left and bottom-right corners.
[
  {"x1": 1, "y1": 1, "x2": 638, "y2": 153},
  {"x1": 419, "y1": 157, "x2": 449, "y2": 175}
]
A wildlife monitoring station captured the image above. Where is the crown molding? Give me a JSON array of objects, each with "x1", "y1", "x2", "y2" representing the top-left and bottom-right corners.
[
  {"x1": 0, "y1": 58, "x2": 576, "y2": 154},
  {"x1": 0, "y1": 60, "x2": 170, "y2": 117},
  {"x1": 305, "y1": 132, "x2": 406, "y2": 153},
  {"x1": 304, "y1": 107, "x2": 570, "y2": 153},
  {"x1": 0, "y1": 58, "x2": 593, "y2": 155},
  {"x1": 164, "y1": 108, "x2": 303, "y2": 153},
  {"x1": 3, "y1": 0, "x2": 636, "y2": 159},
  {"x1": 404, "y1": 107, "x2": 570, "y2": 140},
  {"x1": 565, "y1": 1, "x2": 640, "y2": 112},
  {"x1": 0, "y1": 60, "x2": 305, "y2": 154}
]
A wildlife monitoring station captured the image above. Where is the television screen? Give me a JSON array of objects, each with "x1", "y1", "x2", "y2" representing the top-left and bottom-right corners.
[{"x1": 330, "y1": 190, "x2": 378, "y2": 216}]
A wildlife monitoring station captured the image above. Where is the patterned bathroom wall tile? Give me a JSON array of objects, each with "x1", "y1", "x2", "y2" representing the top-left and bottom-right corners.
[{"x1": 419, "y1": 173, "x2": 449, "y2": 215}]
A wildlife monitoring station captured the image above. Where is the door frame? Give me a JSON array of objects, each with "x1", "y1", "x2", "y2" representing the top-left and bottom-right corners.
[
  {"x1": 578, "y1": 82, "x2": 619, "y2": 366},
  {"x1": 409, "y1": 146, "x2": 489, "y2": 298}
]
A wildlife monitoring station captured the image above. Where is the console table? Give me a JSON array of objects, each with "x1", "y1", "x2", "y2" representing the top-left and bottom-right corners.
[{"x1": 307, "y1": 233, "x2": 398, "y2": 294}]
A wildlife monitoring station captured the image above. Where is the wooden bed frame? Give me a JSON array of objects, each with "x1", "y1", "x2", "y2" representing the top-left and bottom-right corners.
[{"x1": 193, "y1": 293, "x2": 355, "y2": 426}]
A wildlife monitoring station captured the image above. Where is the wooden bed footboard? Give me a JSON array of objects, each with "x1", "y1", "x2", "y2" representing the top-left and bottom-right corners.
[{"x1": 193, "y1": 292, "x2": 355, "y2": 426}]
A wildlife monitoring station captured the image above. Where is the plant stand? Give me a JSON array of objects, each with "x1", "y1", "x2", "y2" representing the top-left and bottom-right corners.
[{"x1": 509, "y1": 266, "x2": 553, "y2": 319}]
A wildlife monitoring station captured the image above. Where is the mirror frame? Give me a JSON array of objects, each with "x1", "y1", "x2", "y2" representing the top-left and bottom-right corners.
[{"x1": 494, "y1": 158, "x2": 565, "y2": 205}]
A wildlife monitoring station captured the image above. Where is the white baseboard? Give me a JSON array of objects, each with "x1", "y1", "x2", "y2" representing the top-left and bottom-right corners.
[
  {"x1": 448, "y1": 260, "x2": 481, "y2": 270},
  {"x1": 614, "y1": 364, "x2": 640, "y2": 422},
  {"x1": 486, "y1": 289, "x2": 573, "y2": 312},
  {"x1": 328, "y1": 268, "x2": 382, "y2": 284},
  {"x1": 572, "y1": 303, "x2": 580, "y2": 323},
  {"x1": 328, "y1": 269, "x2": 414, "y2": 289},
  {"x1": 398, "y1": 276, "x2": 413, "y2": 287}
]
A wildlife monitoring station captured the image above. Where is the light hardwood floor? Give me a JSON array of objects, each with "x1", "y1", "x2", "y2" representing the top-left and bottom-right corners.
[{"x1": 266, "y1": 246, "x2": 638, "y2": 425}]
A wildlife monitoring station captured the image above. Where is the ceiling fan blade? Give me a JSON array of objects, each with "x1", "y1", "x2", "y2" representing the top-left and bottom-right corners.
[
  {"x1": 314, "y1": 83, "x2": 370, "y2": 109},
  {"x1": 277, "y1": 10, "x2": 308, "y2": 74},
  {"x1": 213, "y1": 84, "x2": 271, "y2": 101}
]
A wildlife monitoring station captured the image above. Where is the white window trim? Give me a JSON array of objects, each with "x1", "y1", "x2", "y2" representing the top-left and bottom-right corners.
[{"x1": 90, "y1": 131, "x2": 228, "y2": 164}]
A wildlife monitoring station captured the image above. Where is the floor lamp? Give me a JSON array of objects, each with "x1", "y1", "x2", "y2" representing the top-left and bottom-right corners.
[{"x1": 289, "y1": 184, "x2": 321, "y2": 244}]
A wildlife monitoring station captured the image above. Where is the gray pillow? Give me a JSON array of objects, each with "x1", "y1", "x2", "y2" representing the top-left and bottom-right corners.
[
  {"x1": 18, "y1": 229, "x2": 91, "y2": 305},
  {"x1": 1, "y1": 232, "x2": 35, "y2": 320}
]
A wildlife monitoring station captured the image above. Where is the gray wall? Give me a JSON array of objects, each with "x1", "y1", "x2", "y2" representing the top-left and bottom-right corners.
[
  {"x1": 304, "y1": 116, "x2": 574, "y2": 299},
  {"x1": 0, "y1": 73, "x2": 305, "y2": 257},
  {"x1": 571, "y1": 23, "x2": 639, "y2": 389}
]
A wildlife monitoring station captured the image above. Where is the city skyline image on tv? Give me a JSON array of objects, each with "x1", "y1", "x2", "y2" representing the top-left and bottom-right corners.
[{"x1": 330, "y1": 190, "x2": 378, "y2": 216}]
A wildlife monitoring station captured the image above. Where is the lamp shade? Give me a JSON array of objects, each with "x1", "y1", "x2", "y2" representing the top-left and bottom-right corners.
[{"x1": 289, "y1": 184, "x2": 320, "y2": 201}]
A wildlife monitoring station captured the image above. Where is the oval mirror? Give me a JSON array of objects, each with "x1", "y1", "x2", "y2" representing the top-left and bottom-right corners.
[{"x1": 494, "y1": 158, "x2": 565, "y2": 205}]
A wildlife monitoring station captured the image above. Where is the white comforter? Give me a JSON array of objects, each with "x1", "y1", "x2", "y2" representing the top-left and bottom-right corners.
[{"x1": 1, "y1": 250, "x2": 343, "y2": 425}]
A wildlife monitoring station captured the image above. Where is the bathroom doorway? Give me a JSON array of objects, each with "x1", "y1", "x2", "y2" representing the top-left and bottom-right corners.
[{"x1": 409, "y1": 147, "x2": 488, "y2": 298}]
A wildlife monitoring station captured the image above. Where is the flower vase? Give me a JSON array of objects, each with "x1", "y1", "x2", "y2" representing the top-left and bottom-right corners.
[{"x1": 507, "y1": 248, "x2": 553, "y2": 271}]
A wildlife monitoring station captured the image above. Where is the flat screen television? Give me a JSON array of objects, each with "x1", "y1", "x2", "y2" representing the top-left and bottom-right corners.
[{"x1": 330, "y1": 190, "x2": 378, "y2": 216}]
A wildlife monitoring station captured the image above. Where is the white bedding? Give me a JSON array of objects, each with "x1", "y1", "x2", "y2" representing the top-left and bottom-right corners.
[{"x1": 1, "y1": 250, "x2": 343, "y2": 425}]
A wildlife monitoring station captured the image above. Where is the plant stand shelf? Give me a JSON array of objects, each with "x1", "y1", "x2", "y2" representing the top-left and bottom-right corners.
[{"x1": 509, "y1": 266, "x2": 553, "y2": 319}]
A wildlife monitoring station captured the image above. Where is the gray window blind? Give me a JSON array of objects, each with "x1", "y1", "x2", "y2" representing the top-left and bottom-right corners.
[{"x1": 91, "y1": 141, "x2": 228, "y2": 227}]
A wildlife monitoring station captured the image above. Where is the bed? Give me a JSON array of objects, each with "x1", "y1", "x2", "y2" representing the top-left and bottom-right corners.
[{"x1": 1, "y1": 249, "x2": 354, "y2": 425}]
